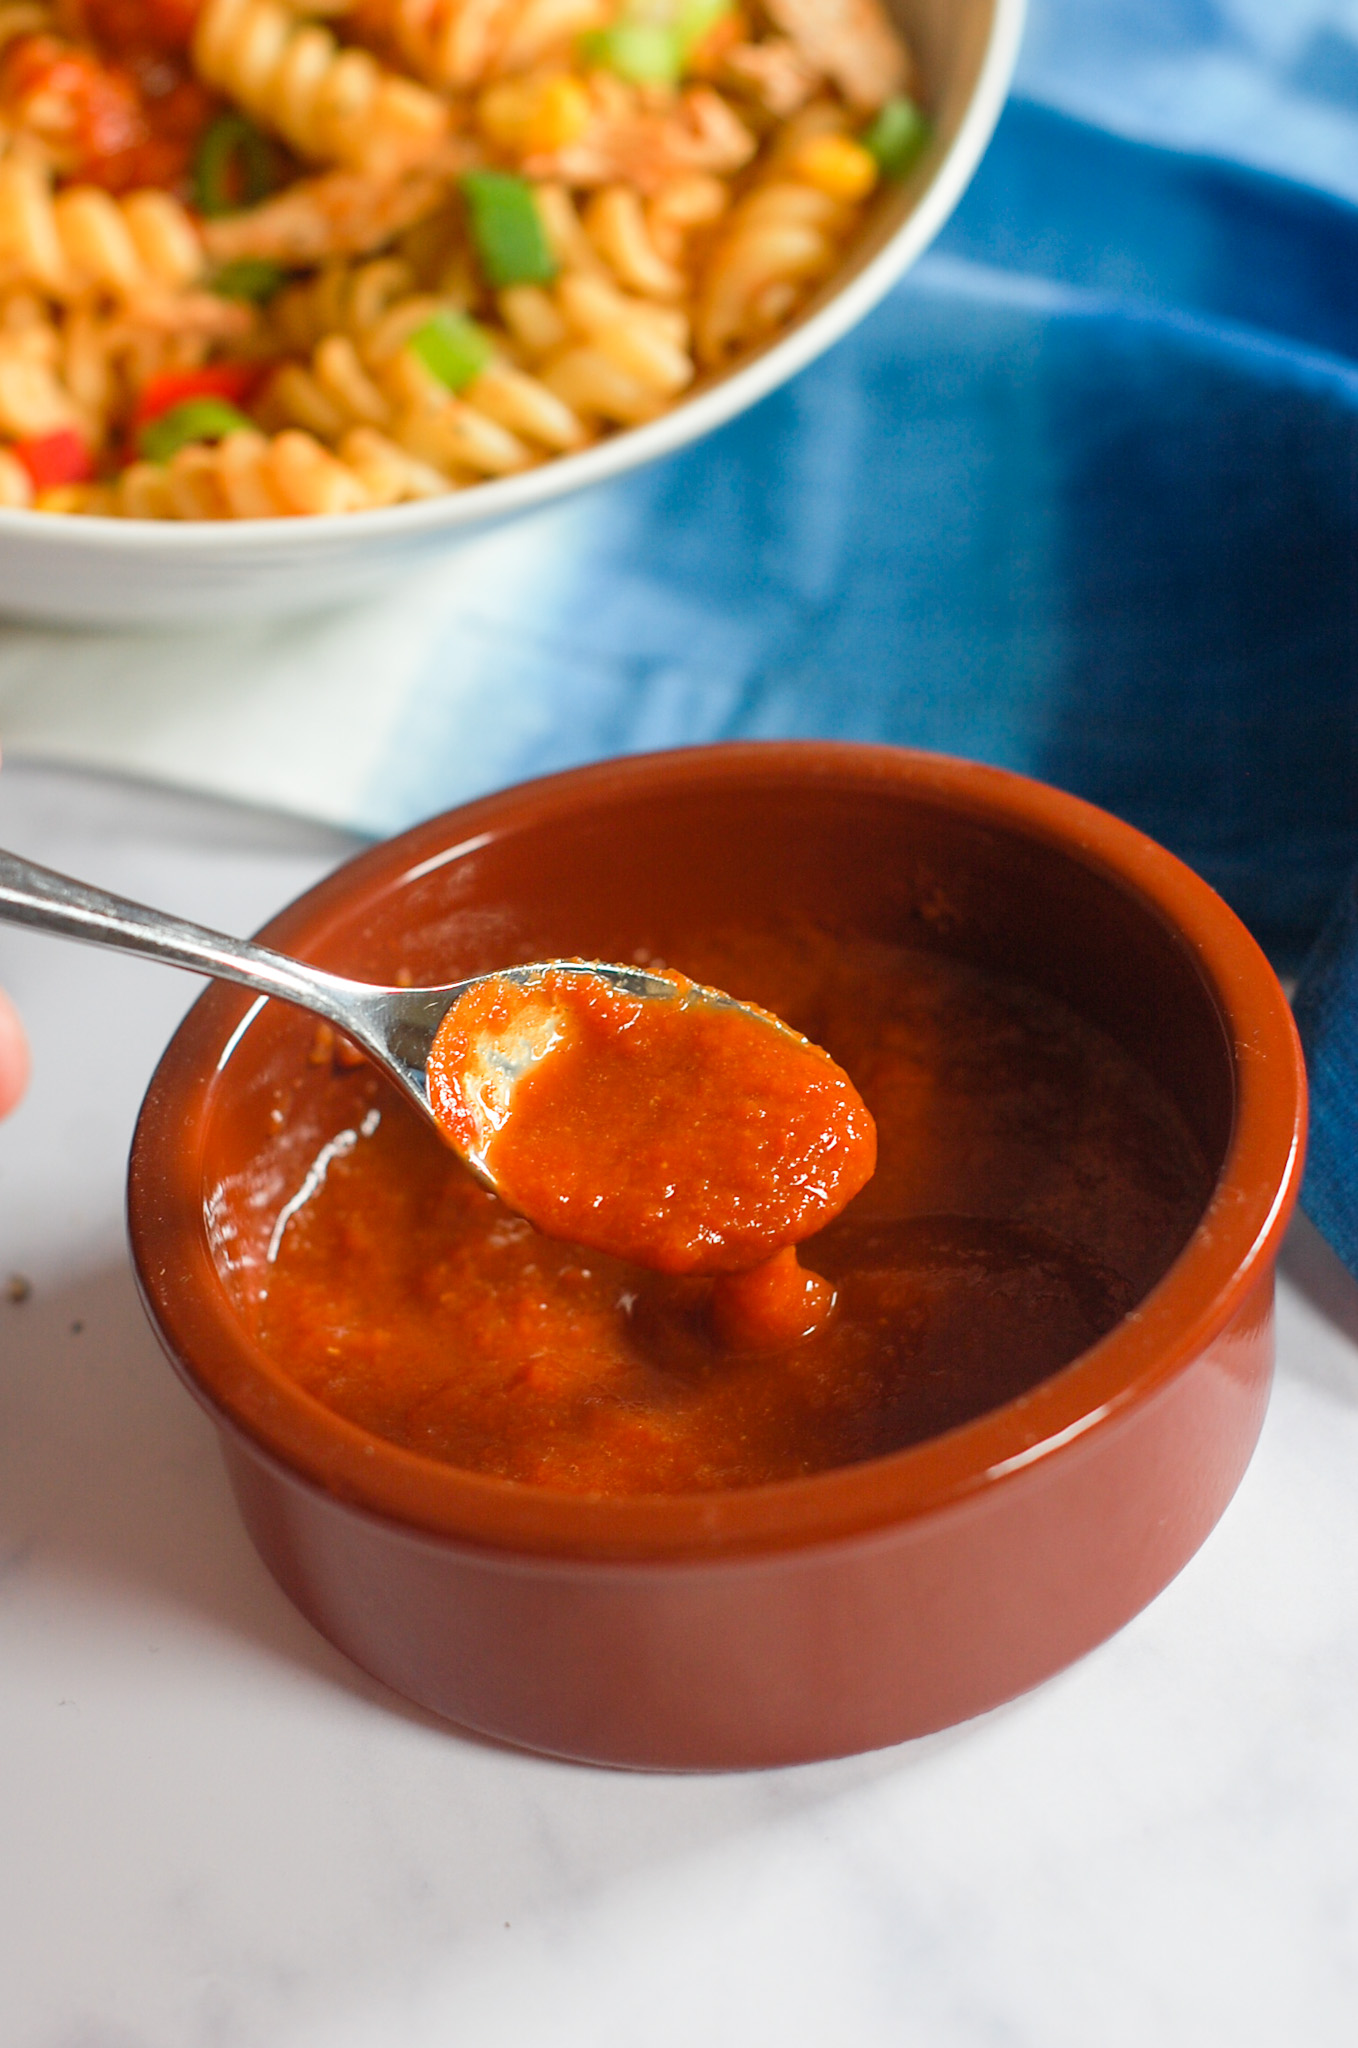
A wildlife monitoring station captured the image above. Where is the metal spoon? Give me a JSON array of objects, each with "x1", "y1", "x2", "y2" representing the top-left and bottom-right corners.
[{"x1": 0, "y1": 843, "x2": 696, "y2": 1155}]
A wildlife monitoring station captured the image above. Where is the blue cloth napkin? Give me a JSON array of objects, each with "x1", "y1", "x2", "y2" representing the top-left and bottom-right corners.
[{"x1": 351, "y1": 3, "x2": 1358, "y2": 1271}]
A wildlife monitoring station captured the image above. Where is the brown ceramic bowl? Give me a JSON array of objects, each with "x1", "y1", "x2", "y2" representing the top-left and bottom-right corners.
[{"x1": 128, "y1": 744, "x2": 1306, "y2": 1769}]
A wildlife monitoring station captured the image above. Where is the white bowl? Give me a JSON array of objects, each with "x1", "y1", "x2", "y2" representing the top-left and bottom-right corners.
[{"x1": 0, "y1": 0, "x2": 1025, "y2": 626}]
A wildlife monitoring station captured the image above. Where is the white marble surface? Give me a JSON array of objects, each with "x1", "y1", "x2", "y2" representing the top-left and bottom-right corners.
[{"x1": 2, "y1": 760, "x2": 1357, "y2": 2048}]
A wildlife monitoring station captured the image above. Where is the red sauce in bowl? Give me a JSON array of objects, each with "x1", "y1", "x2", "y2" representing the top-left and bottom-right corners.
[{"x1": 250, "y1": 926, "x2": 1211, "y2": 1497}]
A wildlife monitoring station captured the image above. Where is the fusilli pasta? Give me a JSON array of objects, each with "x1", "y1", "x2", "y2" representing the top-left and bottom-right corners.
[
  {"x1": 0, "y1": 310, "x2": 83, "y2": 438},
  {"x1": 0, "y1": 160, "x2": 204, "y2": 300},
  {"x1": 262, "y1": 255, "x2": 594, "y2": 470},
  {"x1": 193, "y1": 0, "x2": 451, "y2": 176},
  {"x1": 113, "y1": 422, "x2": 449, "y2": 515},
  {"x1": 352, "y1": 0, "x2": 609, "y2": 93},
  {"x1": 695, "y1": 109, "x2": 871, "y2": 365}
]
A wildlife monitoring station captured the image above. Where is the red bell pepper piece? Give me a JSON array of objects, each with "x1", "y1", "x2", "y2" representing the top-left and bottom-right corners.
[
  {"x1": 131, "y1": 363, "x2": 262, "y2": 432},
  {"x1": 12, "y1": 429, "x2": 94, "y2": 490}
]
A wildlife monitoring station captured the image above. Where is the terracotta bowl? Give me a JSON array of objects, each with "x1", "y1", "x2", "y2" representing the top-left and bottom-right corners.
[{"x1": 128, "y1": 744, "x2": 1306, "y2": 1769}]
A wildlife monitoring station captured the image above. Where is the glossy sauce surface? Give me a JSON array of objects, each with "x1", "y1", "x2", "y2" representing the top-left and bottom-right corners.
[
  {"x1": 251, "y1": 928, "x2": 1213, "y2": 1496},
  {"x1": 425, "y1": 965, "x2": 876, "y2": 1274}
]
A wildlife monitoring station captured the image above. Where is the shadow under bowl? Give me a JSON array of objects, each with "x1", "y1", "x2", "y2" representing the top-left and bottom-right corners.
[{"x1": 128, "y1": 742, "x2": 1306, "y2": 1768}]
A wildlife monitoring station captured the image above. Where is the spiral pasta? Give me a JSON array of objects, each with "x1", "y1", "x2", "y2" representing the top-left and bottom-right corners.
[
  {"x1": 519, "y1": 72, "x2": 756, "y2": 192},
  {"x1": 500, "y1": 183, "x2": 700, "y2": 415},
  {"x1": 0, "y1": 311, "x2": 83, "y2": 438},
  {"x1": 193, "y1": 0, "x2": 450, "y2": 176},
  {"x1": 575, "y1": 175, "x2": 727, "y2": 300},
  {"x1": 262, "y1": 343, "x2": 555, "y2": 477},
  {"x1": 504, "y1": 269, "x2": 693, "y2": 423},
  {"x1": 0, "y1": 273, "x2": 256, "y2": 479},
  {"x1": 352, "y1": 0, "x2": 609, "y2": 93},
  {"x1": 0, "y1": 441, "x2": 32, "y2": 503},
  {"x1": 112, "y1": 423, "x2": 453, "y2": 516},
  {"x1": 256, "y1": 227, "x2": 696, "y2": 503},
  {"x1": 695, "y1": 111, "x2": 874, "y2": 365},
  {"x1": 0, "y1": 291, "x2": 114, "y2": 435},
  {"x1": 0, "y1": 159, "x2": 204, "y2": 300},
  {"x1": 262, "y1": 256, "x2": 592, "y2": 473}
]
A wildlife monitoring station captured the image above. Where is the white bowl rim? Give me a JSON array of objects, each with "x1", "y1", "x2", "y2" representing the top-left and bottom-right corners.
[{"x1": 0, "y1": 0, "x2": 1026, "y2": 558}]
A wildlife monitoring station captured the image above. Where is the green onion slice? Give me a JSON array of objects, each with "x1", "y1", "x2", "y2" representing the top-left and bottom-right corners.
[
  {"x1": 139, "y1": 397, "x2": 254, "y2": 464},
  {"x1": 193, "y1": 114, "x2": 283, "y2": 218},
  {"x1": 578, "y1": 2, "x2": 731, "y2": 83},
  {"x1": 675, "y1": 0, "x2": 732, "y2": 58},
  {"x1": 460, "y1": 170, "x2": 558, "y2": 289},
  {"x1": 862, "y1": 96, "x2": 931, "y2": 179},
  {"x1": 577, "y1": 21, "x2": 682, "y2": 85},
  {"x1": 210, "y1": 258, "x2": 285, "y2": 303},
  {"x1": 407, "y1": 309, "x2": 495, "y2": 392}
]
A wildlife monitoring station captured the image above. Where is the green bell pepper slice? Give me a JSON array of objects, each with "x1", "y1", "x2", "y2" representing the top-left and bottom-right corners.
[
  {"x1": 862, "y1": 96, "x2": 931, "y2": 180},
  {"x1": 460, "y1": 171, "x2": 558, "y2": 289},
  {"x1": 138, "y1": 397, "x2": 254, "y2": 464},
  {"x1": 407, "y1": 310, "x2": 495, "y2": 392}
]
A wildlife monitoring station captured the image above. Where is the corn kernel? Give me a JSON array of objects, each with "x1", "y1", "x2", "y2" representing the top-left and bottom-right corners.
[
  {"x1": 478, "y1": 74, "x2": 592, "y2": 156},
  {"x1": 34, "y1": 484, "x2": 92, "y2": 515},
  {"x1": 790, "y1": 135, "x2": 879, "y2": 203}
]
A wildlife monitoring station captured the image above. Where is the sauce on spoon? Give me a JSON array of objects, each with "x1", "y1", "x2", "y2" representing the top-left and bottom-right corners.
[{"x1": 425, "y1": 964, "x2": 877, "y2": 1342}]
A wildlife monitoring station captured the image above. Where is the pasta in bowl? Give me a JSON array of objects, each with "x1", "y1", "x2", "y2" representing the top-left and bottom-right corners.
[{"x1": 0, "y1": 0, "x2": 1023, "y2": 620}]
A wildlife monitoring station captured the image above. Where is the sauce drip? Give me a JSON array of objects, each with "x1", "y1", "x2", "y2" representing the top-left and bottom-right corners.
[{"x1": 711, "y1": 1247, "x2": 837, "y2": 1352}]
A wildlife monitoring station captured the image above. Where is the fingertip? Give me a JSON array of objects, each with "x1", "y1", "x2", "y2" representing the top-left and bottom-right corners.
[{"x1": 0, "y1": 986, "x2": 29, "y2": 1120}]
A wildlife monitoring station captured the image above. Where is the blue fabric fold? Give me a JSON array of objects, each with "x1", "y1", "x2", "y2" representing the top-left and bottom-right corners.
[
  {"x1": 1294, "y1": 880, "x2": 1358, "y2": 1271},
  {"x1": 364, "y1": 3, "x2": 1358, "y2": 1272},
  {"x1": 939, "y1": 99, "x2": 1358, "y2": 361}
]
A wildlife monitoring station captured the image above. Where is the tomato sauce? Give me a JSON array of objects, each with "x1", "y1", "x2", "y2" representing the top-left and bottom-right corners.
[
  {"x1": 425, "y1": 965, "x2": 877, "y2": 1275},
  {"x1": 251, "y1": 927, "x2": 1212, "y2": 1496},
  {"x1": 2, "y1": 2, "x2": 213, "y2": 193}
]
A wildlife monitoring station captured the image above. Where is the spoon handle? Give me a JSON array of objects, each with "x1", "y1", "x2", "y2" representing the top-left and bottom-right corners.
[{"x1": 0, "y1": 845, "x2": 358, "y2": 1027}]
